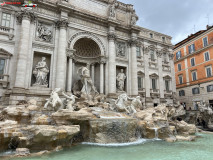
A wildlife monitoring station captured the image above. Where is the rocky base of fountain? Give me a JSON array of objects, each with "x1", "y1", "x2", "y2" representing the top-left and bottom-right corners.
[{"x1": 0, "y1": 98, "x2": 198, "y2": 159}]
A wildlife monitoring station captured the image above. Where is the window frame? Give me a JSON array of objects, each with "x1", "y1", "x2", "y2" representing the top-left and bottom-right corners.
[
  {"x1": 1, "y1": 12, "x2": 11, "y2": 28},
  {"x1": 0, "y1": 58, "x2": 6, "y2": 75},
  {"x1": 136, "y1": 46, "x2": 141, "y2": 58},
  {"x1": 178, "y1": 75, "x2": 183, "y2": 84},
  {"x1": 191, "y1": 70, "x2": 197, "y2": 81},
  {"x1": 205, "y1": 65, "x2": 212, "y2": 78},
  {"x1": 188, "y1": 43, "x2": 195, "y2": 54},
  {"x1": 192, "y1": 87, "x2": 200, "y2": 94},
  {"x1": 207, "y1": 85, "x2": 213, "y2": 92},
  {"x1": 178, "y1": 63, "x2": 182, "y2": 71},
  {"x1": 176, "y1": 51, "x2": 181, "y2": 60},
  {"x1": 151, "y1": 78, "x2": 157, "y2": 90},
  {"x1": 179, "y1": 90, "x2": 185, "y2": 96},
  {"x1": 190, "y1": 57, "x2": 195, "y2": 67},
  {"x1": 150, "y1": 50, "x2": 155, "y2": 61},
  {"x1": 204, "y1": 51, "x2": 210, "y2": 62},
  {"x1": 203, "y1": 37, "x2": 208, "y2": 47},
  {"x1": 138, "y1": 76, "x2": 143, "y2": 89},
  {"x1": 165, "y1": 79, "x2": 170, "y2": 91}
]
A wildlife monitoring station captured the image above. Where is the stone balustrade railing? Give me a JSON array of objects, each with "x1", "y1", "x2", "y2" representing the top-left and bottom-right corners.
[{"x1": 0, "y1": 74, "x2": 9, "y2": 88}]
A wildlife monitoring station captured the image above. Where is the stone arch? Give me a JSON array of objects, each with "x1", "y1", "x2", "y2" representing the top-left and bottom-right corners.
[{"x1": 68, "y1": 31, "x2": 106, "y2": 56}]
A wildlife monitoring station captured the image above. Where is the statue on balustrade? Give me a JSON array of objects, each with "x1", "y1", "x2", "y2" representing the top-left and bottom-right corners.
[
  {"x1": 116, "y1": 69, "x2": 126, "y2": 91},
  {"x1": 77, "y1": 63, "x2": 98, "y2": 95},
  {"x1": 33, "y1": 57, "x2": 49, "y2": 87}
]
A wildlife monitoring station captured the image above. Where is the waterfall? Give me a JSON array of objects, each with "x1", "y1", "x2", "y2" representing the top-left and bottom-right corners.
[{"x1": 153, "y1": 128, "x2": 159, "y2": 139}]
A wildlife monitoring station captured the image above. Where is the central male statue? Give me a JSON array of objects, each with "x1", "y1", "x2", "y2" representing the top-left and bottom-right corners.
[{"x1": 78, "y1": 63, "x2": 98, "y2": 95}]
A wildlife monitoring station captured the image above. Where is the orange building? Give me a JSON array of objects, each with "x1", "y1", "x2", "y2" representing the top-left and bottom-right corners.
[{"x1": 173, "y1": 25, "x2": 213, "y2": 110}]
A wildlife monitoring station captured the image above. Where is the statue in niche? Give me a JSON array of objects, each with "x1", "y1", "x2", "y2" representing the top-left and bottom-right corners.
[
  {"x1": 37, "y1": 23, "x2": 52, "y2": 42},
  {"x1": 77, "y1": 63, "x2": 98, "y2": 95},
  {"x1": 109, "y1": 3, "x2": 116, "y2": 18},
  {"x1": 116, "y1": 69, "x2": 126, "y2": 91},
  {"x1": 33, "y1": 57, "x2": 49, "y2": 87}
]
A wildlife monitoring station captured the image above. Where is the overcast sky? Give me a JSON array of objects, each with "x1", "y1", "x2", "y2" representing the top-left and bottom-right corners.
[{"x1": 119, "y1": 0, "x2": 213, "y2": 45}]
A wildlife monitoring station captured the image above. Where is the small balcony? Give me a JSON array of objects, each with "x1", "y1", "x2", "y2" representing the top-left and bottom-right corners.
[
  {"x1": 150, "y1": 89, "x2": 160, "y2": 98},
  {"x1": 138, "y1": 88, "x2": 145, "y2": 97},
  {"x1": 164, "y1": 90, "x2": 173, "y2": 98},
  {"x1": 0, "y1": 75, "x2": 9, "y2": 88},
  {"x1": 149, "y1": 58, "x2": 157, "y2": 69},
  {"x1": 0, "y1": 26, "x2": 14, "y2": 40}
]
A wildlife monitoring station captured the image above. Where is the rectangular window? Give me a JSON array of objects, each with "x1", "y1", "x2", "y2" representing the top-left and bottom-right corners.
[
  {"x1": 188, "y1": 44, "x2": 195, "y2": 54},
  {"x1": 178, "y1": 75, "x2": 183, "y2": 84},
  {"x1": 191, "y1": 58, "x2": 195, "y2": 66},
  {"x1": 192, "y1": 87, "x2": 200, "y2": 94},
  {"x1": 178, "y1": 64, "x2": 181, "y2": 71},
  {"x1": 165, "y1": 80, "x2": 170, "y2": 91},
  {"x1": 179, "y1": 90, "x2": 185, "y2": 96},
  {"x1": 203, "y1": 37, "x2": 208, "y2": 47},
  {"x1": 192, "y1": 71, "x2": 197, "y2": 81},
  {"x1": 1, "y1": 13, "x2": 11, "y2": 27},
  {"x1": 138, "y1": 77, "x2": 143, "y2": 89},
  {"x1": 204, "y1": 52, "x2": 210, "y2": 61},
  {"x1": 206, "y1": 66, "x2": 212, "y2": 77},
  {"x1": 136, "y1": 47, "x2": 141, "y2": 57},
  {"x1": 150, "y1": 51, "x2": 155, "y2": 61},
  {"x1": 0, "y1": 59, "x2": 5, "y2": 75},
  {"x1": 152, "y1": 78, "x2": 157, "y2": 90},
  {"x1": 176, "y1": 51, "x2": 181, "y2": 60},
  {"x1": 207, "y1": 85, "x2": 213, "y2": 92}
]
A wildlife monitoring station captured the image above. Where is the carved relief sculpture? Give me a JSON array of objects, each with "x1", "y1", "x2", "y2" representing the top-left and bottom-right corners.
[
  {"x1": 37, "y1": 23, "x2": 52, "y2": 42},
  {"x1": 33, "y1": 57, "x2": 49, "y2": 87},
  {"x1": 116, "y1": 42, "x2": 126, "y2": 57},
  {"x1": 130, "y1": 11, "x2": 138, "y2": 26},
  {"x1": 109, "y1": 3, "x2": 116, "y2": 18},
  {"x1": 116, "y1": 69, "x2": 126, "y2": 91}
]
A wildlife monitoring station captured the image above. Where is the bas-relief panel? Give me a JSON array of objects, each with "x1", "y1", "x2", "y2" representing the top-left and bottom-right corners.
[
  {"x1": 117, "y1": 11, "x2": 127, "y2": 25},
  {"x1": 71, "y1": 0, "x2": 108, "y2": 17},
  {"x1": 69, "y1": 17, "x2": 107, "y2": 31},
  {"x1": 116, "y1": 31, "x2": 129, "y2": 38}
]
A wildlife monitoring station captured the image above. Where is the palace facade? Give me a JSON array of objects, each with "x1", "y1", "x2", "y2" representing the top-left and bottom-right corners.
[{"x1": 0, "y1": 0, "x2": 175, "y2": 107}]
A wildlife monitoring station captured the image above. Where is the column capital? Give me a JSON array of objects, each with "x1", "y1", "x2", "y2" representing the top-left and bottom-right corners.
[
  {"x1": 66, "y1": 49, "x2": 76, "y2": 59},
  {"x1": 16, "y1": 10, "x2": 36, "y2": 24},
  {"x1": 99, "y1": 56, "x2": 107, "y2": 64},
  {"x1": 108, "y1": 32, "x2": 117, "y2": 40},
  {"x1": 56, "y1": 19, "x2": 69, "y2": 29},
  {"x1": 156, "y1": 50, "x2": 162, "y2": 58},
  {"x1": 128, "y1": 39, "x2": 139, "y2": 47}
]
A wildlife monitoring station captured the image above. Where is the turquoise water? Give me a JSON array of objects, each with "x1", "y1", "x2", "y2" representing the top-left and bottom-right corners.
[{"x1": 14, "y1": 133, "x2": 213, "y2": 160}]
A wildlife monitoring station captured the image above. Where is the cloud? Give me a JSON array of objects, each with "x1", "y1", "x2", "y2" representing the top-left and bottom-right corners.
[{"x1": 119, "y1": 0, "x2": 213, "y2": 44}]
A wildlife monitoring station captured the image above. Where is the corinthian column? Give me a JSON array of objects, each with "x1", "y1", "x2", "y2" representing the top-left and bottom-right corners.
[
  {"x1": 108, "y1": 32, "x2": 117, "y2": 95},
  {"x1": 14, "y1": 10, "x2": 35, "y2": 88},
  {"x1": 55, "y1": 20, "x2": 68, "y2": 90},
  {"x1": 67, "y1": 49, "x2": 75, "y2": 92},
  {"x1": 129, "y1": 39, "x2": 138, "y2": 96},
  {"x1": 157, "y1": 51, "x2": 164, "y2": 99}
]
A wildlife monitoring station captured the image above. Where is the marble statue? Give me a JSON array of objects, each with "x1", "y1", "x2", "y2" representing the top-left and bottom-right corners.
[
  {"x1": 128, "y1": 96, "x2": 143, "y2": 112},
  {"x1": 114, "y1": 93, "x2": 129, "y2": 113},
  {"x1": 37, "y1": 23, "x2": 52, "y2": 42},
  {"x1": 33, "y1": 57, "x2": 49, "y2": 87},
  {"x1": 44, "y1": 88, "x2": 64, "y2": 111},
  {"x1": 109, "y1": 4, "x2": 116, "y2": 18},
  {"x1": 62, "y1": 91, "x2": 78, "y2": 111},
  {"x1": 131, "y1": 15, "x2": 137, "y2": 25},
  {"x1": 77, "y1": 63, "x2": 98, "y2": 95},
  {"x1": 116, "y1": 69, "x2": 126, "y2": 91}
]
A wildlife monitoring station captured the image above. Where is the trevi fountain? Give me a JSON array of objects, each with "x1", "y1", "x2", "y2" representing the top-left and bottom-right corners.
[{"x1": 0, "y1": 0, "x2": 213, "y2": 160}]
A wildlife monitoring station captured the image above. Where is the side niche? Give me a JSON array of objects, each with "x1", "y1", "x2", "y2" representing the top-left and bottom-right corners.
[
  {"x1": 31, "y1": 52, "x2": 51, "y2": 88},
  {"x1": 116, "y1": 66, "x2": 127, "y2": 92}
]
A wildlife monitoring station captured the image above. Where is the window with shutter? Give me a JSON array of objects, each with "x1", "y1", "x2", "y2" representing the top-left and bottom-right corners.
[
  {"x1": 192, "y1": 71, "x2": 197, "y2": 81},
  {"x1": 178, "y1": 64, "x2": 181, "y2": 71},
  {"x1": 203, "y1": 37, "x2": 208, "y2": 47},
  {"x1": 206, "y1": 66, "x2": 212, "y2": 77},
  {"x1": 178, "y1": 75, "x2": 183, "y2": 84},
  {"x1": 179, "y1": 90, "x2": 185, "y2": 96},
  {"x1": 138, "y1": 77, "x2": 143, "y2": 89},
  {"x1": 152, "y1": 79, "x2": 157, "y2": 90},
  {"x1": 188, "y1": 44, "x2": 195, "y2": 54},
  {"x1": 204, "y1": 52, "x2": 210, "y2": 61},
  {"x1": 191, "y1": 58, "x2": 195, "y2": 66},
  {"x1": 165, "y1": 80, "x2": 170, "y2": 91},
  {"x1": 192, "y1": 87, "x2": 200, "y2": 94},
  {"x1": 207, "y1": 85, "x2": 213, "y2": 92},
  {"x1": 176, "y1": 51, "x2": 181, "y2": 60}
]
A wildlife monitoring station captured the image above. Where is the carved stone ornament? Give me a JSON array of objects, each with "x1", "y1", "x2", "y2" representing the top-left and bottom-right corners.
[
  {"x1": 66, "y1": 49, "x2": 76, "y2": 59},
  {"x1": 56, "y1": 20, "x2": 69, "y2": 29},
  {"x1": 16, "y1": 10, "x2": 36, "y2": 24},
  {"x1": 128, "y1": 39, "x2": 139, "y2": 47},
  {"x1": 156, "y1": 50, "x2": 162, "y2": 58},
  {"x1": 37, "y1": 23, "x2": 53, "y2": 42},
  {"x1": 169, "y1": 53, "x2": 174, "y2": 60},
  {"x1": 116, "y1": 42, "x2": 126, "y2": 57},
  {"x1": 108, "y1": 32, "x2": 117, "y2": 40},
  {"x1": 144, "y1": 45, "x2": 156, "y2": 55},
  {"x1": 109, "y1": 4, "x2": 116, "y2": 18},
  {"x1": 130, "y1": 12, "x2": 138, "y2": 26}
]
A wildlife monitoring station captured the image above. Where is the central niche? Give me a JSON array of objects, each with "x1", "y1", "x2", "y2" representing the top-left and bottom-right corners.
[{"x1": 74, "y1": 38, "x2": 101, "y2": 58}]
